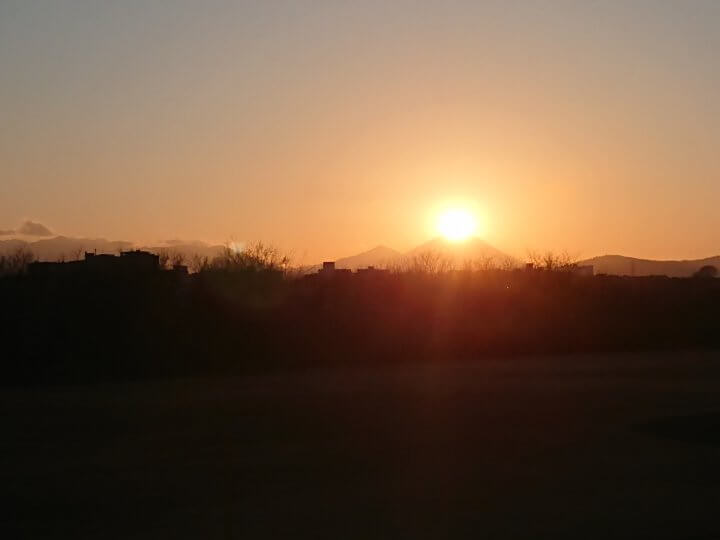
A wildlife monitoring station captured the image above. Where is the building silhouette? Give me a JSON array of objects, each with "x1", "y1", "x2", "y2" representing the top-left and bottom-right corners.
[{"x1": 28, "y1": 250, "x2": 160, "y2": 277}]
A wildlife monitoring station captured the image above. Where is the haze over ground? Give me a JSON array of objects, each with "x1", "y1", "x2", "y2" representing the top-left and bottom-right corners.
[{"x1": 2, "y1": 1, "x2": 720, "y2": 261}]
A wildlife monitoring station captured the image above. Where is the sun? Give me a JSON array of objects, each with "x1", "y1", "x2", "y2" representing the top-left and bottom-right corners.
[{"x1": 436, "y1": 208, "x2": 477, "y2": 242}]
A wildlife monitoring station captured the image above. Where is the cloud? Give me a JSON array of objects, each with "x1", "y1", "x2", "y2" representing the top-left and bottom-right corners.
[
  {"x1": 0, "y1": 229, "x2": 15, "y2": 236},
  {"x1": 17, "y1": 220, "x2": 53, "y2": 237}
]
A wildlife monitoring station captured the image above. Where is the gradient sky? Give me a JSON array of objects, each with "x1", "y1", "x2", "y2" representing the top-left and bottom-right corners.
[{"x1": 1, "y1": 0, "x2": 719, "y2": 262}]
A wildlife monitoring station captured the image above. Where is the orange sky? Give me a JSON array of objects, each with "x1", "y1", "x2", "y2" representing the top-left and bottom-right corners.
[{"x1": 1, "y1": 1, "x2": 719, "y2": 262}]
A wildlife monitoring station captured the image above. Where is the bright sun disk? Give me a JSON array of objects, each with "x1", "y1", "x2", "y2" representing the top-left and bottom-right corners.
[{"x1": 436, "y1": 209, "x2": 477, "y2": 242}]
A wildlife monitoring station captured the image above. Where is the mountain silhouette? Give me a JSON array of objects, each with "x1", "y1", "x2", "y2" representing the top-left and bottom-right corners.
[
  {"x1": 0, "y1": 236, "x2": 224, "y2": 263},
  {"x1": 0, "y1": 236, "x2": 133, "y2": 261},
  {"x1": 404, "y1": 236, "x2": 511, "y2": 265},
  {"x1": 312, "y1": 237, "x2": 511, "y2": 270},
  {"x1": 0, "y1": 239, "x2": 28, "y2": 252},
  {"x1": 334, "y1": 245, "x2": 402, "y2": 269},
  {"x1": 138, "y1": 242, "x2": 225, "y2": 262},
  {"x1": 6, "y1": 235, "x2": 718, "y2": 277},
  {"x1": 579, "y1": 254, "x2": 720, "y2": 277}
]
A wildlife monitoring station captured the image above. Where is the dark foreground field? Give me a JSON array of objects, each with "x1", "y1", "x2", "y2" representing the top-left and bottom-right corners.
[{"x1": 4, "y1": 351, "x2": 720, "y2": 539}]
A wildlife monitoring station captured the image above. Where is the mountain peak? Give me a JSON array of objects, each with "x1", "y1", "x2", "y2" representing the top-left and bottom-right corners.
[{"x1": 405, "y1": 236, "x2": 509, "y2": 261}]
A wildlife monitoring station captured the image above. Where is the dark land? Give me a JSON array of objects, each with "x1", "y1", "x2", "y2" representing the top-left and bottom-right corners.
[
  {"x1": 2, "y1": 254, "x2": 720, "y2": 538},
  {"x1": 4, "y1": 352, "x2": 720, "y2": 539},
  {"x1": 2, "y1": 252, "x2": 720, "y2": 383}
]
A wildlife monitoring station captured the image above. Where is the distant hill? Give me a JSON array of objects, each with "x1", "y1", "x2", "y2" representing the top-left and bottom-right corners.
[
  {"x1": 8, "y1": 235, "x2": 717, "y2": 277},
  {"x1": 308, "y1": 237, "x2": 512, "y2": 271},
  {"x1": 0, "y1": 239, "x2": 29, "y2": 253},
  {"x1": 0, "y1": 236, "x2": 133, "y2": 261},
  {"x1": 334, "y1": 245, "x2": 402, "y2": 269},
  {"x1": 404, "y1": 237, "x2": 511, "y2": 266},
  {"x1": 0, "y1": 236, "x2": 224, "y2": 264},
  {"x1": 138, "y1": 242, "x2": 225, "y2": 263},
  {"x1": 580, "y1": 254, "x2": 720, "y2": 277}
]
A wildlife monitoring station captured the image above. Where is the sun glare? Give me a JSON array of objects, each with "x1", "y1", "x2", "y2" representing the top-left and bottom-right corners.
[{"x1": 436, "y1": 208, "x2": 477, "y2": 242}]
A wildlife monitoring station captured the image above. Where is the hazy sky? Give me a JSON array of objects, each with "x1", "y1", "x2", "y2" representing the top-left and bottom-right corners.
[{"x1": 2, "y1": 0, "x2": 719, "y2": 262}]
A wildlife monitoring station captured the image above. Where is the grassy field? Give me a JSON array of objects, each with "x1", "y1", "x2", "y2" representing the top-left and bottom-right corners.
[{"x1": 4, "y1": 350, "x2": 720, "y2": 539}]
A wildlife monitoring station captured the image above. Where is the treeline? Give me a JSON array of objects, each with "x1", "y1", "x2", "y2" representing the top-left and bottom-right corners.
[
  {"x1": 0, "y1": 248, "x2": 35, "y2": 277},
  {"x1": 1, "y1": 246, "x2": 719, "y2": 385}
]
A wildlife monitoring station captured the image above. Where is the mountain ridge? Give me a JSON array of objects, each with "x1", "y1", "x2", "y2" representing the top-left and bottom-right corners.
[
  {"x1": 579, "y1": 254, "x2": 720, "y2": 277},
  {"x1": 314, "y1": 237, "x2": 512, "y2": 270},
  {"x1": 0, "y1": 236, "x2": 224, "y2": 263},
  {"x1": 3, "y1": 236, "x2": 719, "y2": 277}
]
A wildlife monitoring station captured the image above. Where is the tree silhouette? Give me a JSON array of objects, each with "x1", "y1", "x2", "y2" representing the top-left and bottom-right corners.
[{"x1": 693, "y1": 265, "x2": 718, "y2": 279}]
